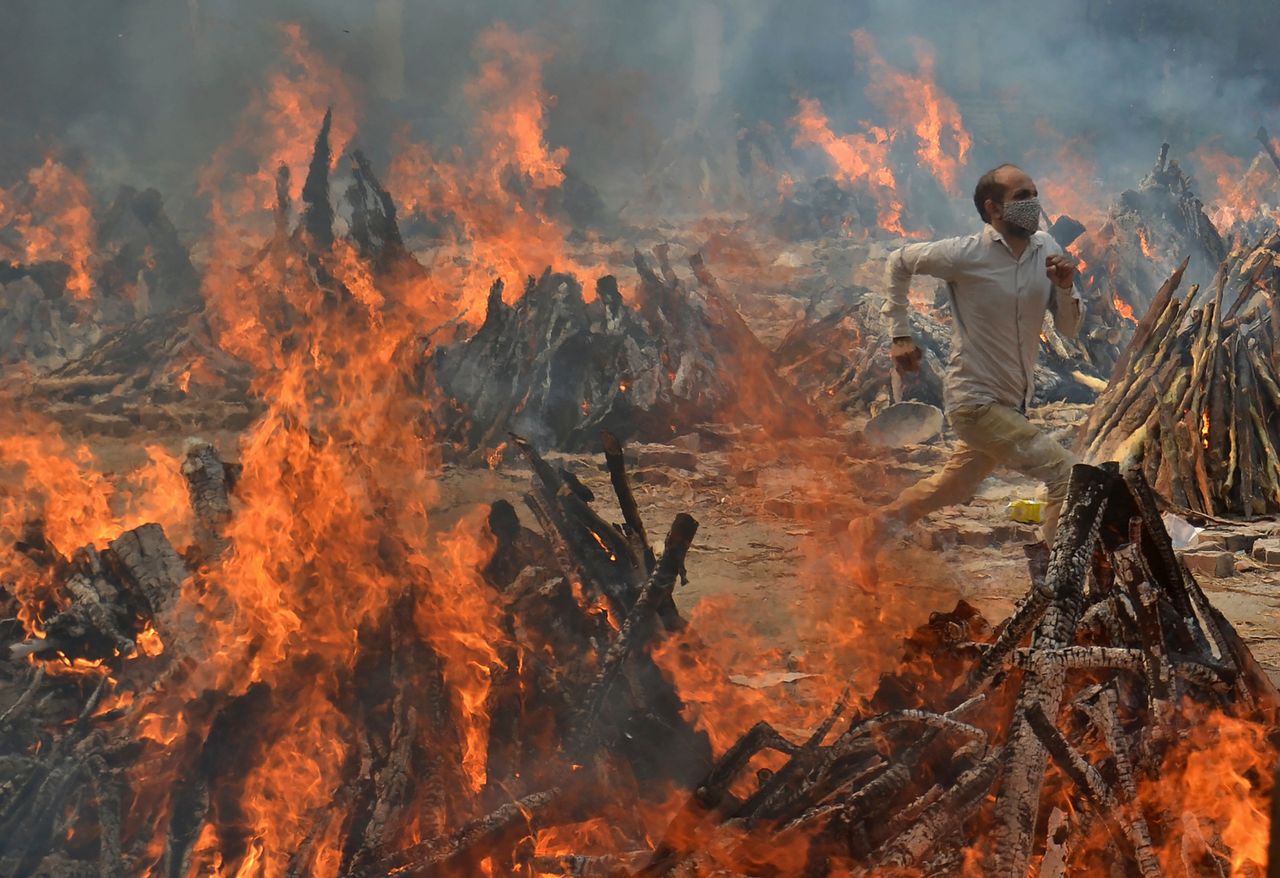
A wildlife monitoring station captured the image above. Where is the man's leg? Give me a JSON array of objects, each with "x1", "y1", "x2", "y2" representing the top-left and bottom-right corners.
[
  {"x1": 843, "y1": 440, "x2": 995, "y2": 589},
  {"x1": 946, "y1": 404, "x2": 1077, "y2": 544},
  {"x1": 883, "y1": 442, "x2": 998, "y2": 527}
]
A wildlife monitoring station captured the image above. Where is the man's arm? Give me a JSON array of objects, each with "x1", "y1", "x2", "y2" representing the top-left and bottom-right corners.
[
  {"x1": 1045, "y1": 252, "x2": 1084, "y2": 339},
  {"x1": 880, "y1": 239, "x2": 959, "y2": 339}
]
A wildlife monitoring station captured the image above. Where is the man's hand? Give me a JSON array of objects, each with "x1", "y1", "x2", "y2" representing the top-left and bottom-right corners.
[
  {"x1": 1046, "y1": 254, "x2": 1077, "y2": 288},
  {"x1": 890, "y1": 336, "x2": 923, "y2": 372}
]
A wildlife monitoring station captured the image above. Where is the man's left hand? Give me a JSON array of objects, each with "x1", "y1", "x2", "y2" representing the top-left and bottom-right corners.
[{"x1": 1046, "y1": 254, "x2": 1077, "y2": 288}]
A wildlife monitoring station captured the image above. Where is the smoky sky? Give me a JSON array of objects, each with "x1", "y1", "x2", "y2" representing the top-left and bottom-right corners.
[{"x1": 3, "y1": 0, "x2": 1279, "y2": 233}]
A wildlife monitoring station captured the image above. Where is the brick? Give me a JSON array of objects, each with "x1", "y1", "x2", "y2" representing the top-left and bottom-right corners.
[
  {"x1": 1225, "y1": 532, "x2": 1261, "y2": 553},
  {"x1": 955, "y1": 523, "x2": 994, "y2": 547},
  {"x1": 631, "y1": 445, "x2": 698, "y2": 471},
  {"x1": 1179, "y1": 551, "x2": 1235, "y2": 578},
  {"x1": 1252, "y1": 538, "x2": 1280, "y2": 565}
]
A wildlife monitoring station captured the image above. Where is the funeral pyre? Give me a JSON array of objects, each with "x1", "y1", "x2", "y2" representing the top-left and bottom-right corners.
[
  {"x1": 1080, "y1": 229, "x2": 1280, "y2": 519},
  {"x1": 2, "y1": 403, "x2": 1277, "y2": 876}
]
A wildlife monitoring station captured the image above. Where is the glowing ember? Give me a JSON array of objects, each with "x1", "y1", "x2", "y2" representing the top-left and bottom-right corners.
[{"x1": 1113, "y1": 293, "x2": 1137, "y2": 323}]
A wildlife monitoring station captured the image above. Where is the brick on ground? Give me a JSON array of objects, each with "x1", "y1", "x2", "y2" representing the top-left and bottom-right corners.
[{"x1": 1179, "y1": 550, "x2": 1235, "y2": 578}]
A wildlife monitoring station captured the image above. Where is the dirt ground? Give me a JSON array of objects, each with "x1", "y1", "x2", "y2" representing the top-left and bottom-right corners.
[
  {"x1": 427, "y1": 405, "x2": 1280, "y2": 693},
  {"x1": 38, "y1": 400, "x2": 1280, "y2": 701}
]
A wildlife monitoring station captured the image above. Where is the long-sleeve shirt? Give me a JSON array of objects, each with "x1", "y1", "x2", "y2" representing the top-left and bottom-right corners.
[{"x1": 881, "y1": 225, "x2": 1083, "y2": 412}]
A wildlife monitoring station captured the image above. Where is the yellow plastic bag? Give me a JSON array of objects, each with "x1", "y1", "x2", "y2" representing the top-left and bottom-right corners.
[{"x1": 1007, "y1": 499, "x2": 1045, "y2": 524}]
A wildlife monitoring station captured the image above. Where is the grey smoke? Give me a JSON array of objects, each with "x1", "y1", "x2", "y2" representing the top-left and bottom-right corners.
[{"x1": 3, "y1": 0, "x2": 1279, "y2": 236}]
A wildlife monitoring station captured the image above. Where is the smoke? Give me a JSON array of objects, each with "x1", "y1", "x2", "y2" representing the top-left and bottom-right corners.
[{"x1": 4, "y1": 0, "x2": 1279, "y2": 235}]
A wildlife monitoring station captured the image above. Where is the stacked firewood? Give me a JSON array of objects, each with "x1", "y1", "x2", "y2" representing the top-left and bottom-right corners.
[
  {"x1": 428, "y1": 245, "x2": 821, "y2": 454},
  {"x1": 1080, "y1": 230, "x2": 1280, "y2": 517}
]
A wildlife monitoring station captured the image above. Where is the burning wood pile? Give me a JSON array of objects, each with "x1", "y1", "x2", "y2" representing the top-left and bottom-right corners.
[
  {"x1": 1069, "y1": 145, "x2": 1228, "y2": 378},
  {"x1": 1080, "y1": 231, "x2": 1280, "y2": 518},
  {"x1": 1, "y1": 434, "x2": 1274, "y2": 875},
  {"x1": 1, "y1": 176, "x2": 201, "y2": 373},
  {"x1": 428, "y1": 245, "x2": 821, "y2": 454}
]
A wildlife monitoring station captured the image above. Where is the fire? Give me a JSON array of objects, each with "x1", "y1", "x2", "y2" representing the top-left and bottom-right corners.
[
  {"x1": 387, "y1": 25, "x2": 596, "y2": 321},
  {"x1": 1137, "y1": 226, "x2": 1157, "y2": 259},
  {"x1": 0, "y1": 155, "x2": 97, "y2": 300},
  {"x1": 1031, "y1": 127, "x2": 1108, "y2": 229},
  {"x1": 789, "y1": 96, "x2": 908, "y2": 236},
  {"x1": 1191, "y1": 144, "x2": 1280, "y2": 234},
  {"x1": 853, "y1": 30, "x2": 972, "y2": 194},
  {"x1": 1143, "y1": 707, "x2": 1275, "y2": 874},
  {"x1": 1113, "y1": 293, "x2": 1137, "y2": 324}
]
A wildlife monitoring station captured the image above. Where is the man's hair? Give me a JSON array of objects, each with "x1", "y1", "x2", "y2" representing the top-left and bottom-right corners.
[{"x1": 973, "y1": 163, "x2": 1020, "y2": 222}]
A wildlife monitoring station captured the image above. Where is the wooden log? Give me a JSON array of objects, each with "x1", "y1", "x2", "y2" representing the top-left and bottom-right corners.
[
  {"x1": 600, "y1": 431, "x2": 654, "y2": 573},
  {"x1": 1235, "y1": 336, "x2": 1259, "y2": 516},
  {"x1": 574, "y1": 513, "x2": 698, "y2": 745},
  {"x1": 870, "y1": 746, "x2": 1006, "y2": 869},
  {"x1": 1024, "y1": 706, "x2": 1163, "y2": 878},
  {"x1": 1105, "y1": 256, "x2": 1189, "y2": 386},
  {"x1": 992, "y1": 464, "x2": 1116, "y2": 878}
]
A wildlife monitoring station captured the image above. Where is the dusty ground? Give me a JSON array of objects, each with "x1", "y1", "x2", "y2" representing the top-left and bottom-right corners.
[
  {"x1": 32, "y1": 399, "x2": 1280, "y2": 702},
  {"x1": 428, "y1": 401, "x2": 1280, "y2": 691}
]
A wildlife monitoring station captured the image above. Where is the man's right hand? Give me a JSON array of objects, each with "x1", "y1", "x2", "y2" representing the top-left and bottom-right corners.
[{"x1": 890, "y1": 336, "x2": 923, "y2": 372}]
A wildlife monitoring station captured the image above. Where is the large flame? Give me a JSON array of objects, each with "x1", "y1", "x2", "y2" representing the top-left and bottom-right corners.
[
  {"x1": 387, "y1": 24, "x2": 596, "y2": 321},
  {"x1": 853, "y1": 30, "x2": 971, "y2": 195},
  {"x1": 789, "y1": 96, "x2": 909, "y2": 236},
  {"x1": 0, "y1": 155, "x2": 98, "y2": 300}
]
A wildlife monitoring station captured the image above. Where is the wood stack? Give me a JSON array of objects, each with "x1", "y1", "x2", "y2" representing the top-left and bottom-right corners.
[
  {"x1": 0, "y1": 432, "x2": 712, "y2": 877},
  {"x1": 625, "y1": 463, "x2": 1279, "y2": 877},
  {"x1": 429, "y1": 246, "x2": 822, "y2": 454},
  {"x1": 1079, "y1": 230, "x2": 1280, "y2": 518}
]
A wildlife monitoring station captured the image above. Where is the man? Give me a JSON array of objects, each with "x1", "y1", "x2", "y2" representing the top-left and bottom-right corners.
[{"x1": 849, "y1": 164, "x2": 1082, "y2": 583}]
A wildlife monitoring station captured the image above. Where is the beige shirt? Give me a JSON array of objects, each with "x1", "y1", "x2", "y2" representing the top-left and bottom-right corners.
[{"x1": 882, "y1": 226, "x2": 1083, "y2": 411}]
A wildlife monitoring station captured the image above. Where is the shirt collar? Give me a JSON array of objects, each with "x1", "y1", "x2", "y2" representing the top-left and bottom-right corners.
[{"x1": 984, "y1": 223, "x2": 1042, "y2": 258}]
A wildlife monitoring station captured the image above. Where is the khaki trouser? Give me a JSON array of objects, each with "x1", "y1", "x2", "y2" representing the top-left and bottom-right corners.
[{"x1": 885, "y1": 403, "x2": 1078, "y2": 544}]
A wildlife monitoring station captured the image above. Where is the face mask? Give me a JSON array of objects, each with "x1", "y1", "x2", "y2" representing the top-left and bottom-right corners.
[{"x1": 1000, "y1": 197, "x2": 1041, "y2": 234}]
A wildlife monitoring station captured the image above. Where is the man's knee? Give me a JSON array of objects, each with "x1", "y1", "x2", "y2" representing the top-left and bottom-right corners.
[{"x1": 1042, "y1": 452, "x2": 1079, "y2": 502}]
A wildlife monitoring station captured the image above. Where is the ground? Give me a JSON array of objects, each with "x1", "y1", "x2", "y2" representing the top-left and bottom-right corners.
[{"x1": 33, "y1": 398, "x2": 1280, "y2": 716}]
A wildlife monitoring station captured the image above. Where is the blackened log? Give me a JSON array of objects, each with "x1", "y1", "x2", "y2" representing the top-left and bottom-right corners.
[
  {"x1": 301, "y1": 108, "x2": 334, "y2": 250},
  {"x1": 364, "y1": 787, "x2": 564, "y2": 878},
  {"x1": 181, "y1": 441, "x2": 236, "y2": 556},
  {"x1": 107, "y1": 523, "x2": 187, "y2": 624},
  {"x1": 601, "y1": 431, "x2": 653, "y2": 574},
  {"x1": 574, "y1": 514, "x2": 698, "y2": 746},
  {"x1": 993, "y1": 464, "x2": 1116, "y2": 878},
  {"x1": 870, "y1": 746, "x2": 1005, "y2": 869}
]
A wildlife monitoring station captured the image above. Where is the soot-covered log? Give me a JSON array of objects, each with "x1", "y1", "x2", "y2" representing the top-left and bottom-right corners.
[{"x1": 429, "y1": 248, "x2": 821, "y2": 453}]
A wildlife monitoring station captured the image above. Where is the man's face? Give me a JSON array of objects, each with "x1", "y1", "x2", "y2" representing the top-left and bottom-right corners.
[{"x1": 987, "y1": 167, "x2": 1038, "y2": 235}]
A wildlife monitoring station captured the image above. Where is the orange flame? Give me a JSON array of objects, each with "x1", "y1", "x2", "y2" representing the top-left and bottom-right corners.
[
  {"x1": 0, "y1": 155, "x2": 97, "y2": 300},
  {"x1": 789, "y1": 96, "x2": 908, "y2": 236},
  {"x1": 387, "y1": 25, "x2": 596, "y2": 321},
  {"x1": 1113, "y1": 293, "x2": 1137, "y2": 324},
  {"x1": 853, "y1": 30, "x2": 971, "y2": 194}
]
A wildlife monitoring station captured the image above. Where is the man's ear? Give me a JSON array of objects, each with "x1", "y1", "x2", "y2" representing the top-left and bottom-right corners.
[{"x1": 985, "y1": 199, "x2": 1000, "y2": 221}]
